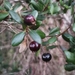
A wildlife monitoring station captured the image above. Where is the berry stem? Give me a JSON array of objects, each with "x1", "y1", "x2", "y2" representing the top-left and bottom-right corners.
[{"x1": 43, "y1": 62, "x2": 46, "y2": 75}]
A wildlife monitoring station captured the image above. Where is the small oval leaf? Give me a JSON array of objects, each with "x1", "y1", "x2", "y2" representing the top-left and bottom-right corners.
[
  {"x1": 64, "y1": 50, "x2": 75, "y2": 64},
  {"x1": 49, "y1": 27, "x2": 60, "y2": 36},
  {"x1": 36, "y1": 30, "x2": 45, "y2": 39},
  {"x1": 48, "y1": 37, "x2": 57, "y2": 44},
  {"x1": 65, "y1": 63, "x2": 75, "y2": 71},
  {"x1": 31, "y1": 10, "x2": 38, "y2": 20},
  {"x1": 48, "y1": 4, "x2": 54, "y2": 14},
  {"x1": 11, "y1": 31, "x2": 25, "y2": 46},
  {"x1": 9, "y1": 10, "x2": 22, "y2": 23},
  {"x1": 0, "y1": 12, "x2": 9, "y2": 21},
  {"x1": 62, "y1": 33, "x2": 73, "y2": 42},
  {"x1": 29, "y1": 30, "x2": 42, "y2": 44},
  {"x1": 42, "y1": 37, "x2": 57, "y2": 46}
]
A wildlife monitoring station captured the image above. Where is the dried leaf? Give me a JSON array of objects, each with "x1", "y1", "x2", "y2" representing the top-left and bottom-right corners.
[{"x1": 19, "y1": 37, "x2": 27, "y2": 53}]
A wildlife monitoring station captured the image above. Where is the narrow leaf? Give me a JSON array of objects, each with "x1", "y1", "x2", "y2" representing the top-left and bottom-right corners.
[
  {"x1": 72, "y1": 23, "x2": 75, "y2": 32},
  {"x1": 9, "y1": 10, "x2": 22, "y2": 23},
  {"x1": 47, "y1": 45, "x2": 57, "y2": 50},
  {"x1": 4, "y1": 1, "x2": 12, "y2": 10},
  {"x1": 11, "y1": 31, "x2": 25, "y2": 46},
  {"x1": 49, "y1": 27, "x2": 60, "y2": 36},
  {"x1": 30, "y1": 0, "x2": 44, "y2": 11}
]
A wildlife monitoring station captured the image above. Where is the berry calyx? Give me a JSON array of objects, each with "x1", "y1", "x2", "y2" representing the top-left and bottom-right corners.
[
  {"x1": 24, "y1": 15, "x2": 35, "y2": 25},
  {"x1": 42, "y1": 53, "x2": 52, "y2": 62},
  {"x1": 29, "y1": 41, "x2": 40, "y2": 52}
]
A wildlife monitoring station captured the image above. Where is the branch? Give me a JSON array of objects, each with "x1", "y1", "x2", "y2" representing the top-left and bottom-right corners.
[{"x1": 46, "y1": 14, "x2": 72, "y2": 38}]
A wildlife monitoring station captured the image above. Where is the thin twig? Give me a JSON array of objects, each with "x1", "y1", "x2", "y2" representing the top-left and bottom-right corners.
[{"x1": 0, "y1": 28, "x2": 6, "y2": 33}]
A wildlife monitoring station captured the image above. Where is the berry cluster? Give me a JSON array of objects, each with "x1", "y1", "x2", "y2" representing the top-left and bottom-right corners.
[
  {"x1": 29, "y1": 41, "x2": 52, "y2": 62},
  {"x1": 24, "y1": 15, "x2": 52, "y2": 62}
]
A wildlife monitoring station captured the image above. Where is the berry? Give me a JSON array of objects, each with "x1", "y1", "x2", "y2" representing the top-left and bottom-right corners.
[
  {"x1": 29, "y1": 41, "x2": 40, "y2": 52},
  {"x1": 42, "y1": 53, "x2": 52, "y2": 62},
  {"x1": 24, "y1": 15, "x2": 35, "y2": 25}
]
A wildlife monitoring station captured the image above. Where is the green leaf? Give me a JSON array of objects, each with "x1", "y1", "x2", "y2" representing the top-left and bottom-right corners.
[
  {"x1": 30, "y1": 0, "x2": 39, "y2": 10},
  {"x1": 62, "y1": 33, "x2": 73, "y2": 42},
  {"x1": 0, "y1": 6, "x2": 5, "y2": 10},
  {"x1": 68, "y1": 48, "x2": 75, "y2": 53},
  {"x1": 49, "y1": 27, "x2": 60, "y2": 36},
  {"x1": 39, "y1": 0, "x2": 50, "y2": 4},
  {"x1": 0, "y1": 12, "x2": 9, "y2": 21},
  {"x1": 48, "y1": 37, "x2": 57, "y2": 44},
  {"x1": 70, "y1": 37, "x2": 75, "y2": 45},
  {"x1": 64, "y1": 50, "x2": 75, "y2": 64},
  {"x1": 26, "y1": 0, "x2": 31, "y2": 3},
  {"x1": 65, "y1": 63, "x2": 75, "y2": 71},
  {"x1": 11, "y1": 64, "x2": 20, "y2": 72},
  {"x1": 42, "y1": 37, "x2": 57, "y2": 45},
  {"x1": 30, "y1": 0, "x2": 44, "y2": 11},
  {"x1": 72, "y1": 23, "x2": 75, "y2": 32},
  {"x1": 36, "y1": 30, "x2": 45, "y2": 39},
  {"x1": 30, "y1": 20, "x2": 42, "y2": 30},
  {"x1": 31, "y1": 10, "x2": 38, "y2": 20},
  {"x1": 71, "y1": 2, "x2": 75, "y2": 6},
  {"x1": 29, "y1": 30, "x2": 42, "y2": 44},
  {"x1": 39, "y1": 0, "x2": 50, "y2": 10},
  {"x1": 4, "y1": 1, "x2": 12, "y2": 10},
  {"x1": 48, "y1": 4, "x2": 54, "y2": 14},
  {"x1": 53, "y1": 3, "x2": 61, "y2": 13},
  {"x1": 9, "y1": 10, "x2": 22, "y2": 23},
  {"x1": 0, "y1": 55, "x2": 3, "y2": 63},
  {"x1": 1, "y1": 63, "x2": 9, "y2": 68},
  {"x1": 11, "y1": 31, "x2": 25, "y2": 46},
  {"x1": 13, "y1": 2, "x2": 21, "y2": 12},
  {"x1": 47, "y1": 45, "x2": 57, "y2": 50},
  {"x1": 37, "y1": 14, "x2": 45, "y2": 21}
]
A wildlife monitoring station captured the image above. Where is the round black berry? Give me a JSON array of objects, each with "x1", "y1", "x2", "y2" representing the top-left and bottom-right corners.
[
  {"x1": 24, "y1": 15, "x2": 35, "y2": 25},
  {"x1": 42, "y1": 53, "x2": 52, "y2": 62},
  {"x1": 29, "y1": 41, "x2": 40, "y2": 52}
]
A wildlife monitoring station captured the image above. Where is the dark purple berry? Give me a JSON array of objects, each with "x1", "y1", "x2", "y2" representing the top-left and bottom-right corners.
[
  {"x1": 42, "y1": 53, "x2": 52, "y2": 62},
  {"x1": 29, "y1": 41, "x2": 40, "y2": 52},
  {"x1": 24, "y1": 15, "x2": 35, "y2": 25}
]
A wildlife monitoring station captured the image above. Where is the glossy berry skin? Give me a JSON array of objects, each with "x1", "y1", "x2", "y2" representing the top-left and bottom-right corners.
[
  {"x1": 42, "y1": 53, "x2": 52, "y2": 62},
  {"x1": 24, "y1": 15, "x2": 35, "y2": 25},
  {"x1": 29, "y1": 41, "x2": 40, "y2": 52}
]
